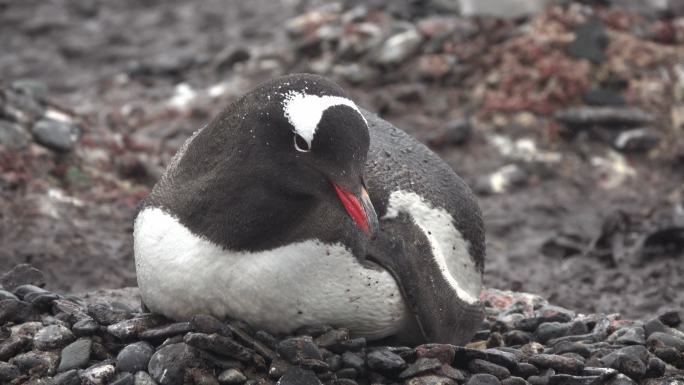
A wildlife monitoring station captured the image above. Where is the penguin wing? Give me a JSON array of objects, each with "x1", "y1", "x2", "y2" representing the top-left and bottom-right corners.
[{"x1": 362, "y1": 109, "x2": 485, "y2": 346}]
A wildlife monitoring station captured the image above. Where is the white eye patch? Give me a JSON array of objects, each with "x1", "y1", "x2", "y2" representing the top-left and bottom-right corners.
[{"x1": 282, "y1": 91, "x2": 368, "y2": 149}]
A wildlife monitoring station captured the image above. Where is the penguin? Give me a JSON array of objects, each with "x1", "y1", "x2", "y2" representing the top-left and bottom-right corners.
[{"x1": 134, "y1": 73, "x2": 485, "y2": 345}]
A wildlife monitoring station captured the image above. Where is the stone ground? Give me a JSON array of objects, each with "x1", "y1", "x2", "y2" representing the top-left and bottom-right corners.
[{"x1": 1, "y1": 0, "x2": 684, "y2": 322}]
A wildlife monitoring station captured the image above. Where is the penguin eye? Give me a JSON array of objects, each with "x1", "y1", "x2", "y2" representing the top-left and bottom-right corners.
[{"x1": 294, "y1": 133, "x2": 311, "y2": 152}]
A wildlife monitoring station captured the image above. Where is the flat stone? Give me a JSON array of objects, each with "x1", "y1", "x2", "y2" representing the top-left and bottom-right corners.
[
  {"x1": 599, "y1": 346, "x2": 648, "y2": 380},
  {"x1": 454, "y1": 347, "x2": 519, "y2": 371},
  {"x1": 400, "y1": 357, "x2": 443, "y2": 379},
  {"x1": 406, "y1": 375, "x2": 457, "y2": 385},
  {"x1": 277, "y1": 367, "x2": 321, "y2": 385},
  {"x1": 552, "y1": 342, "x2": 591, "y2": 358},
  {"x1": 0, "y1": 264, "x2": 45, "y2": 291},
  {"x1": 277, "y1": 336, "x2": 322, "y2": 364},
  {"x1": 466, "y1": 373, "x2": 502, "y2": 385},
  {"x1": 52, "y1": 369, "x2": 82, "y2": 385},
  {"x1": 134, "y1": 371, "x2": 157, "y2": 385},
  {"x1": 34, "y1": 324, "x2": 76, "y2": 350},
  {"x1": 528, "y1": 354, "x2": 584, "y2": 374},
  {"x1": 0, "y1": 299, "x2": 36, "y2": 324},
  {"x1": 416, "y1": 344, "x2": 456, "y2": 364},
  {"x1": 57, "y1": 338, "x2": 92, "y2": 371},
  {"x1": 647, "y1": 332, "x2": 684, "y2": 351},
  {"x1": 469, "y1": 359, "x2": 511, "y2": 380},
  {"x1": 88, "y1": 302, "x2": 133, "y2": 326},
  {"x1": 110, "y1": 372, "x2": 135, "y2": 385},
  {"x1": 502, "y1": 377, "x2": 528, "y2": 385},
  {"x1": 117, "y1": 341, "x2": 154, "y2": 373},
  {"x1": 31, "y1": 118, "x2": 79, "y2": 152},
  {"x1": 72, "y1": 317, "x2": 100, "y2": 336},
  {"x1": 106, "y1": 315, "x2": 164, "y2": 339},
  {"x1": 535, "y1": 323, "x2": 572, "y2": 344},
  {"x1": 190, "y1": 314, "x2": 230, "y2": 336},
  {"x1": 0, "y1": 361, "x2": 21, "y2": 383},
  {"x1": 10, "y1": 350, "x2": 59, "y2": 376},
  {"x1": 184, "y1": 332, "x2": 253, "y2": 362},
  {"x1": 366, "y1": 348, "x2": 406, "y2": 372},
  {"x1": 14, "y1": 284, "x2": 59, "y2": 307},
  {"x1": 139, "y1": 321, "x2": 191, "y2": 340},
  {"x1": 658, "y1": 309, "x2": 681, "y2": 327},
  {"x1": 218, "y1": 368, "x2": 247, "y2": 384},
  {"x1": 0, "y1": 334, "x2": 32, "y2": 360},
  {"x1": 82, "y1": 362, "x2": 116, "y2": 385},
  {"x1": 148, "y1": 343, "x2": 205, "y2": 385}
]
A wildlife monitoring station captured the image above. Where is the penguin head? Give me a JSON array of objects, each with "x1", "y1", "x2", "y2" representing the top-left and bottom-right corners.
[{"x1": 163, "y1": 74, "x2": 379, "y2": 250}]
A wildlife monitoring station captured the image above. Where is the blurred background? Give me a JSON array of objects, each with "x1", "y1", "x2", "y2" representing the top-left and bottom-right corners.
[{"x1": 0, "y1": 0, "x2": 682, "y2": 319}]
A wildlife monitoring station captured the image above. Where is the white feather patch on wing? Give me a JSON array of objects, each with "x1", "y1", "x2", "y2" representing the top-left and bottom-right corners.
[
  {"x1": 383, "y1": 190, "x2": 481, "y2": 304},
  {"x1": 282, "y1": 92, "x2": 367, "y2": 147}
]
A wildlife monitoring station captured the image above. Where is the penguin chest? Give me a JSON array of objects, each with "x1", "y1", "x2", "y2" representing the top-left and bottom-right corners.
[{"x1": 134, "y1": 207, "x2": 409, "y2": 339}]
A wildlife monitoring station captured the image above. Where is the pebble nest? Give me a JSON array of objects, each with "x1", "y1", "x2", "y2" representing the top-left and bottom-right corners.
[{"x1": 1, "y1": 264, "x2": 683, "y2": 385}]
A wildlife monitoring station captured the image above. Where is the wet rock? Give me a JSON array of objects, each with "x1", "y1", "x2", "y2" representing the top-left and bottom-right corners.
[
  {"x1": 139, "y1": 321, "x2": 191, "y2": 340},
  {"x1": 0, "y1": 361, "x2": 21, "y2": 383},
  {"x1": 0, "y1": 119, "x2": 30, "y2": 149},
  {"x1": 88, "y1": 302, "x2": 134, "y2": 326},
  {"x1": 599, "y1": 346, "x2": 648, "y2": 380},
  {"x1": 0, "y1": 299, "x2": 36, "y2": 324},
  {"x1": 106, "y1": 315, "x2": 164, "y2": 339},
  {"x1": 554, "y1": 107, "x2": 654, "y2": 128},
  {"x1": 190, "y1": 314, "x2": 230, "y2": 336},
  {"x1": 0, "y1": 264, "x2": 46, "y2": 291},
  {"x1": 184, "y1": 332, "x2": 253, "y2": 362},
  {"x1": 277, "y1": 367, "x2": 321, "y2": 385},
  {"x1": 57, "y1": 338, "x2": 92, "y2": 371},
  {"x1": 0, "y1": 334, "x2": 31, "y2": 360},
  {"x1": 52, "y1": 369, "x2": 81, "y2": 385},
  {"x1": 372, "y1": 28, "x2": 423, "y2": 65},
  {"x1": 14, "y1": 284, "x2": 59, "y2": 307},
  {"x1": 73, "y1": 317, "x2": 100, "y2": 336},
  {"x1": 117, "y1": 341, "x2": 154, "y2": 373},
  {"x1": 148, "y1": 343, "x2": 205, "y2": 385},
  {"x1": 647, "y1": 332, "x2": 684, "y2": 351},
  {"x1": 566, "y1": 19, "x2": 608, "y2": 64},
  {"x1": 608, "y1": 326, "x2": 646, "y2": 345},
  {"x1": 277, "y1": 336, "x2": 323, "y2": 364},
  {"x1": 31, "y1": 118, "x2": 79, "y2": 152},
  {"x1": 658, "y1": 310, "x2": 681, "y2": 327},
  {"x1": 366, "y1": 348, "x2": 406, "y2": 372},
  {"x1": 134, "y1": 371, "x2": 157, "y2": 385},
  {"x1": 111, "y1": 372, "x2": 135, "y2": 385},
  {"x1": 399, "y1": 357, "x2": 442, "y2": 379},
  {"x1": 469, "y1": 359, "x2": 511, "y2": 380},
  {"x1": 218, "y1": 368, "x2": 247, "y2": 384},
  {"x1": 582, "y1": 89, "x2": 625, "y2": 107},
  {"x1": 405, "y1": 375, "x2": 457, "y2": 385},
  {"x1": 466, "y1": 373, "x2": 503, "y2": 385},
  {"x1": 11, "y1": 350, "x2": 59, "y2": 376},
  {"x1": 34, "y1": 324, "x2": 76, "y2": 350},
  {"x1": 536, "y1": 323, "x2": 572, "y2": 344},
  {"x1": 528, "y1": 354, "x2": 584, "y2": 374},
  {"x1": 82, "y1": 362, "x2": 116, "y2": 384}
]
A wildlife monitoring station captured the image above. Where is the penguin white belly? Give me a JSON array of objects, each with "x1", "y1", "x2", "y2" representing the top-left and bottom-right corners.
[{"x1": 134, "y1": 207, "x2": 409, "y2": 339}]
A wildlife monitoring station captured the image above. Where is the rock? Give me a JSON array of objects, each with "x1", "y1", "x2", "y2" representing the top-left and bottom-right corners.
[
  {"x1": 338, "y1": 338, "x2": 366, "y2": 352},
  {"x1": 52, "y1": 369, "x2": 82, "y2": 385},
  {"x1": 148, "y1": 343, "x2": 205, "y2": 385},
  {"x1": 139, "y1": 321, "x2": 192, "y2": 340},
  {"x1": 459, "y1": 0, "x2": 555, "y2": 17},
  {"x1": 476, "y1": 164, "x2": 528, "y2": 195},
  {"x1": 658, "y1": 310, "x2": 682, "y2": 327},
  {"x1": 372, "y1": 28, "x2": 423, "y2": 65},
  {"x1": 515, "y1": 363, "x2": 540, "y2": 378},
  {"x1": 11, "y1": 350, "x2": 59, "y2": 376},
  {"x1": 466, "y1": 373, "x2": 503, "y2": 385},
  {"x1": 614, "y1": 129, "x2": 661, "y2": 153},
  {"x1": 218, "y1": 368, "x2": 247, "y2": 385},
  {"x1": 608, "y1": 327, "x2": 646, "y2": 345},
  {"x1": 366, "y1": 348, "x2": 406, "y2": 372},
  {"x1": 0, "y1": 361, "x2": 21, "y2": 383},
  {"x1": 469, "y1": 359, "x2": 511, "y2": 380},
  {"x1": 73, "y1": 317, "x2": 100, "y2": 336},
  {"x1": 426, "y1": 118, "x2": 472, "y2": 148},
  {"x1": 599, "y1": 346, "x2": 649, "y2": 380},
  {"x1": 111, "y1": 372, "x2": 136, "y2": 385},
  {"x1": 34, "y1": 324, "x2": 76, "y2": 350},
  {"x1": 185, "y1": 333, "x2": 253, "y2": 362},
  {"x1": 88, "y1": 302, "x2": 134, "y2": 326},
  {"x1": 551, "y1": 342, "x2": 591, "y2": 359},
  {"x1": 528, "y1": 354, "x2": 584, "y2": 374},
  {"x1": 399, "y1": 357, "x2": 442, "y2": 379},
  {"x1": 190, "y1": 314, "x2": 230, "y2": 336},
  {"x1": 454, "y1": 347, "x2": 519, "y2": 372},
  {"x1": 405, "y1": 375, "x2": 457, "y2": 385},
  {"x1": 342, "y1": 351, "x2": 365, "y2": 372},
  {"x1": 505, "y1": 330, "x2": 532, "y2": 346},
  {"x1": 0, "y1": 290, "x2": 18, "y2": 301},
  {"x1": 547, "y1": 374, "x2": 600, "y2": 385},
  {"x1": 14, "y1": 284, "x2": 59, "y2": 307},
  {"x1": 31, "y1": 118, "x2": 79, "y2": 152},
  {"x1": 106, "y1": 315, "x2": 164, "y2": 339},
  {"x1": 652, "y1": 346, "x2": 684, "y2": 367},
  {"x1": 643, "y1": 319, "x2": 667, "y2": 338},
  {"x1": 0, "y1": 334, "x2": 32, "y2": 360},
  {"x1": 535, "y1": 323, "x2": 572, "y2": 344},
  {"x1": 645, "y1": 357, "x2": 666, "y2": 378},
  {"x1": 566, "y1": 19, "x2": 608, "y2": 64},
  {"x1": 82, "y1": 362, "x2": 116, "y2": 385},
  {"x1": 134, "y1": 371, "x2": 157, "y2": 385},
  {"x1": 0, "y1": 298, "x2": 38, "y2": 325},
  {"x1": 416, "y1": 344, "x2": 456, "y2": 365},
  {"x1": 117, "y1": 341, "x2": 154, "y2": 373},
  {"x1": 277, "y1": 336, "x2": 323, "y2": 364},
  {"x1": 604, "y1": 373, "x2": 636, "y2": 385},
  {"x1": 0, "y1": 119, "x2": 30, "y2": 149},
  {"x1": 554, "y1": 107, "x2": 654, "y2": 128},
  {"x1": 314, "y1": 328, "x2": 349, "y2": 350},
  {"x1": 0, "y1": 264, "x2": 46, "y2": 291},
  {"x1": 277, "y1": 367, "x2": 321, "y2": 385},
  {"x1": 57, "y1": 338, "x2": 92, "y2": 371},
  {"x1": 647, "y1": 332, "x2": 684, "y2": 351},
  {"x1": 582, "y1": 89, "x2": 625, "y2": 106}
]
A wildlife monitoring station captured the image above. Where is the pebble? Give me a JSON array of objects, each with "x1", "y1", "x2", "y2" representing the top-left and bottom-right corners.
[
  {"x1": 57, "y1": 337, "x2": 92, "y2": 371},
  {"x1": 469, "y1": 358, "x2": 511, "y2": 380},
  {"x1": 0, "y1": 299, "x2": 36, "y2": 324},
  {"x1": 190, "y1": 314, "x2": 231, "y2": 336},
  {"x1": 72, "y1": 317, "x2": 100, "y2": 336},
  {"x1": 14, "y1": 284, "x2": 60, "y2": 307},
  {"x1": 400, "y1": 357, "x2": 443, "y2": 379},
  {"x1": 535, "y1": 323, "x2": 572, "y2": 344},
  {"x1": 0, "y1": 119, "x2": 30, "y2": 149},
  {"x1": 405, "y1": 375, "x2": 457, "y2": 385},
  {"x1": 657, "y1": 309, "x2": 681, "y2": 327},
  {"x1": 0, "y1": 361, "x2": 21, "y2": 383},
  {"x1": 111, "y1": 372, "x2": 136, "y2": 385},
  {"x1": 528, "y1": 354, "x2": 584, "y2": 374},
  {"x1": 218, "y1": 368, "x2": 247, "y2": 384},
  {"x1": 373, "y1": 28, "x2": 423, "y2": 65},
  {"x1": 82, "y1": 362, "x2": 116, "y2": 385},
  {"x1": 52, "y1": 369, "x2": 82, "y2": 385},
  {"x1": 277, "y1": 336, "x2": 323, "y2": 364},
  {"x1": 608, "y1": 326, "x2": 646, "y2": 345},
  {"x1": 148, "y1": 343, "x2": 205, "y2": 385},
  {"x1": 0, "y1": 334, "x2": 32, "y2": 360},
  {"x1": 366, "y1": 348, "x2": 406, "y2": 372},
  {"x1": 502, "y1": 377, "x2": 528, "y2": 385},
  {"x1": 647, "y1": 332, "x2": 684, "y2": 351},
  {"x1": 11, "y1": 350, "x2": 59, "y2": 376},
  {"x1": 466, "y1": 373, "x2": 503, "y2": 385},
  {"x1": 599, "y1": 346, "x2": 649, "y2": 380},
  {"x1": 0, "y1": 264, "x2": 46, "y2": 291},
  {"x1": 342, "y1": 351, "x2": 366, "y2": 372},
  {"x1": 139, "y1": 321, "x2": 191, "y2": 340},
  {"x1": 134, "y1": 371, "x2": 158, "y2": 385},
  {"x1": 88, "y1": 302, "x2": 134, "y2": 326},
  {"x1": 107, "y1": 315, "x2": 164, "y2": 339},
  {"x1": 117, "y1": 341, "x2": 155, "y2": 373},
  {"x1": 277, "y1": 367, "x2": 322, "y2": 385},
  {"x1": 185, "y1": 332, "x2": 253, "y2": 362},
  {"x1": 31, "y1": 118, "x2": 79, "y2": 152},
  {"x1": 565, "y1": 19, "x2": 608, "y2": 64},
  {"x1": 644, "y1": 319, "x2": 668, "y2": 337},
  {"x1": 33, "y1": 324, "x2": 76, "y2": 350},
  {"x1": 614, "y1": 129, "x2": 661, "y2": 153}
]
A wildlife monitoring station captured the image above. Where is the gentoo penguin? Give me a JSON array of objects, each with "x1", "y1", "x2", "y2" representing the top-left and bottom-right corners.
[{"x1": 134, "y1": 74, "x2": 485, "y2": 345}]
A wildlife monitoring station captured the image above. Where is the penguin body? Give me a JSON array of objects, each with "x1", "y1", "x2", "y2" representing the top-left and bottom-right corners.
[{"x1": 134, "y1": 74, "x2": 484, "y2": 344}]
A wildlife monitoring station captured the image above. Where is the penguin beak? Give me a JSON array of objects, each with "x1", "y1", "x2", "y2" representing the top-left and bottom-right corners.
[{"x1": 332, "y1": 183, "x2": 379, "y2": 237}]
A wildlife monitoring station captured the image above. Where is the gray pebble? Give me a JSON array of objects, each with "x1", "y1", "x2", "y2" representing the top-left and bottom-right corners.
[
  {"x1": 148, "y1": 343, "x2": 205, "y2": 385},
  {"x1": 34, "y1": 324, "x2": 76, "y2": 350},
  {"x1": 469, "y1": 358, "x2": 511, "y2": 380},
  {"x1": 57, "y1": 337, "x2": 92, "y2": 371},
  {"x1": 277, "y1": 336, "x2": 322, "y2": 364},
  {"x1": 466, "y1": 373, "x2": 502, "y2": 385},
  {"x1": 134, "y1": 371, "x2": 158, "y2": 385},
  {"x1": 366, "y1": 348, "x2": 406, "y2": 372},
  {"x1": 405, "y1": 375, "x2": 457, "y2": 385},
  {"x1": 647, "y1": 331, "x2": 684, "y2": 351},
  {"x1": 0, "y1": 264, "x2": 46, "y2": 291},
  {"x1": 31, "y1": 118, "x2": 79, "y2": 152},
  {"x1": 0, "y1": 361, "x2": 21, "y2": 383},
  {"x1": 400, "y1": 357, "x2": 442, "y2": 379},
  {"x1": 218, "y1": 368, "x2": 247, "y2": 384},
  {"x1": 117, "y1": 341, "x2": 154, "y2": 373},
  {"x1": 52, "y1": 369, "x2": 82, "y2": 385},
  {"x1": 277, "y1": 367, "x2": 321, "y2": 385}
]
